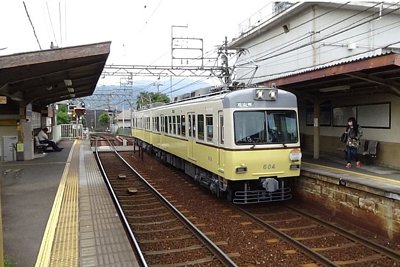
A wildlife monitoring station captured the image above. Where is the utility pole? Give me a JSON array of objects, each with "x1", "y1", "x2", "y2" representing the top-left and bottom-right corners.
[{"x1": 218, "y1": 36, "x2": 235, "y2": 87}]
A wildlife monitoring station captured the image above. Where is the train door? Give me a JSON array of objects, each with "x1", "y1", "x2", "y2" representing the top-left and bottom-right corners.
[
  {"x1": 217, "y1": 111, "x2": 225, "y2": 172},
  {"x1": 187, "y1": 112, "x2": 196, "y2": 160}
]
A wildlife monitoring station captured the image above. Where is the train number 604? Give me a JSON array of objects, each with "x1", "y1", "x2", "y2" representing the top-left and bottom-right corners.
[{"x1": 263, "y1": 164, "x2": 276, "y2": 169}]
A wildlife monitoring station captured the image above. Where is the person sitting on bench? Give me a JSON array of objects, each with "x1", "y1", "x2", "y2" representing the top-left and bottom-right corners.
[{"x1": 37, "y1": 127, "x2": 63, "y2": 152}]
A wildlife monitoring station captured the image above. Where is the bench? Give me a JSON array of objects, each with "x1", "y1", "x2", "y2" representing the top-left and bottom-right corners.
[
  {"x1": 34, "y1": 136, "x2": 49, "y2": 153},
  {"x1": 358, "y1": 139, "x2": 378, "y2": 164}
]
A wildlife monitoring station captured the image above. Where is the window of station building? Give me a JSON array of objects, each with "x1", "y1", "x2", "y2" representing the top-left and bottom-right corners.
[
  {"x1": 197, "y1": 114, "x2": 204, "y2": 140},
  {"x1": 206, "y1": 115, "x2": 213, "y2": 142},
  {"x1": 333, "y1": 103, "x2": 390, "y2": 128},
  {"x1": 181, "y1": 115, "x2": 186, "y2": 137},
  {"x1": 306, "y1": 100, "x2": 331, "y2": 126},
  {"x1": 177, "y1": 115, "x2": 181, "y2": 135}
]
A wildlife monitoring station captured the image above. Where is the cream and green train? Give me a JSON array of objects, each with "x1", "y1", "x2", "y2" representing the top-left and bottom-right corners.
[{"x1": 132, "y1": 86, "x2": 302, "y2": 204}]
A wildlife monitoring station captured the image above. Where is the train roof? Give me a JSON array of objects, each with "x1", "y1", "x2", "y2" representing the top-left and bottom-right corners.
[{"x1": 138, "y1": 86, "x2": 297, "y2": 111}]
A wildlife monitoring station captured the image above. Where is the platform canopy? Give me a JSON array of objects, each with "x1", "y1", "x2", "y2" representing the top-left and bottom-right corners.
[
  {"x1": 261, "y1": 52, "x2": 400, "y2": 98},
  {"x1": 0, "y1": 41, "x2": 111, "y2": 109}
]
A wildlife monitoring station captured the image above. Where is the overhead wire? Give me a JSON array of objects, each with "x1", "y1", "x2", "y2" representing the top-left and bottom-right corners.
[
  {"x1": 262, "y1": 16, "x2": 400, "y2": 70},
  {"x1": 236, "y1": 19, "x2": 400, "y2": 81},
  {"x1": 45, "y1": 1, "x2": 58, "y2": 47},
  {"x1": 23, "y1": 1, "x2": 42, "y2": 50},
  {"x1": 245, "y1": 1, "x2": 352, "y2": 51}
]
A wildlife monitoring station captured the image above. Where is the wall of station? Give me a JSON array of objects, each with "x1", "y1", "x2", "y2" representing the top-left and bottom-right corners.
[
  {"x1": 296, "y1": 170, "x2": 400, "y2": 241},
  {"x1": 299, "y1": 92, "x2": 400, "y2": 168}
]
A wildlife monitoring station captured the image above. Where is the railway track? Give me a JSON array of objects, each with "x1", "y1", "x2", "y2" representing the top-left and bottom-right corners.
[
  {"x1": 95, "y1": 135, "x2": 400, "y2": 266},
  {"x1": 239, "y1": 205, "x2": 400, "y2": 266},
  {"x1": 95, "y1": 139, "x2": 236, "y2": 266}
]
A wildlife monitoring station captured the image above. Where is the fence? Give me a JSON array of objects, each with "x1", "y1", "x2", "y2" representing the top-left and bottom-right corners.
[{"x1": 60, "y1": 124, "x2": 83, "y2": 139}]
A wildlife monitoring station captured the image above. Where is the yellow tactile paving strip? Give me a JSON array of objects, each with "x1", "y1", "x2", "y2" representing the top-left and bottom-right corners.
[
  {"x1": 302, "y1": 161, "x2": 400, "y2": 186},
  {"x1": 35, "y1": 139, "x2": 138, "y2": 267},
  {"x1": 35, "y1": 140, "x2": 79, "y2": 267}
]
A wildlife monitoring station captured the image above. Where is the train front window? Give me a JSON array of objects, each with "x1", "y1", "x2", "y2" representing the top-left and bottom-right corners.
[{"x1": 234, "y1": 110, "x2": 298, "y2": 145}]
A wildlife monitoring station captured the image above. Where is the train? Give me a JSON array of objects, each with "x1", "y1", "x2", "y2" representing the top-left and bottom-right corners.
[{"x1": 131, "y1": 85, "x2": 302, "y2": 204}]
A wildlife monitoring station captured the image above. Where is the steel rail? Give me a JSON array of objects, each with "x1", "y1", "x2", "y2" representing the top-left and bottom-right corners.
[
  {"x1": 100, "y1": 135, "x2": 238, "y2": 267},
  {"x1": 287, "y1": 205, "x2": 400, "y2": 262},
  {"x1": 94, "y1": 137, "x2": 148, "y2": 267},
  {"x1": 237, "y1": 206, "x2": 340, "y2": 267}
]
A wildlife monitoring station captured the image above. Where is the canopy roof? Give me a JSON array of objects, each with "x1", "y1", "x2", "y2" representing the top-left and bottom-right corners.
[{"x1": 0, "y1": 42, "x2": 111, "y2": 108}]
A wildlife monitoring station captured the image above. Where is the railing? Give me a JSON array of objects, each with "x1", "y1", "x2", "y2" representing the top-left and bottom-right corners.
[
  {"x1": 60, "y1": 124, "x2": 83, "y2": 139},
  {"x1": 238, "y1": 2, "x2": 295, "y2": 35}
]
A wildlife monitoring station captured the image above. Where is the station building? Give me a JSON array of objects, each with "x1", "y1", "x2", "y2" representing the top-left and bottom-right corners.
[{"x1": 229, "y1": 2, "x2": 400, "y2": 168}]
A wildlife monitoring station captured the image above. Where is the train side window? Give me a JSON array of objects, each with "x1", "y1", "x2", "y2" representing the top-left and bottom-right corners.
[
  {"x1": 177, "y1": 115, "x2": 181, "y2": 135},
  {"x1": 172, "y1": 116, "x2": 176, "y2": 134},
  {"x1": 161, "y1": 115, "x2": 165, "y2": 133},
  {"x1": 197, "y1": 114, "x2": 204, "y2": 140},
  {"x1": 181, "y1": 115, "x2": 186, "y2": 137},
  {"x1": 156, "y1": 117, "x2": 160, "y2": 132},
  {"x1": 219, "y1": 114, "x2": 224, "y2": 144},
  {"x1": 192, "y1": 114, "x2": 196, "y2": 138},
  {"x1": 165, "y1": 116, "x2": 169, "y2": 133},
  {"x1": 188, "y1": 115, "x2": 192, "y2": 137},
  {"x1": 206, "y1": 115, "x2": 213, "y2": 142},
  {"x1": 166, "y1": 116, "x2": 170, "y2": 133}
]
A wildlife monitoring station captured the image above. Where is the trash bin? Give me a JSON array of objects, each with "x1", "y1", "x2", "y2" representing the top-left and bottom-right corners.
[{"x1": 1, "y1": 136, "x2": 17, "y2": 162}]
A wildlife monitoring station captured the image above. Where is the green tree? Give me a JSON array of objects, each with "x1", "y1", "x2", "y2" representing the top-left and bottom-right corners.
[
  {"x1": 136, "y1": 91, "x2": 170, "y2": 109},
  {"x1": 99, "y1": 112, "x2": 110, "y2": 126},
  {"x1": 56, "y1": 104, "x2": 70, "y2": 124}
]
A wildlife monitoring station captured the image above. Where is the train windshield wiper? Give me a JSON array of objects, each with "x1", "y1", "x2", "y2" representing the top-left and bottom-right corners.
[{"x1": 250, "y1": 139, "x2": 261, "y2": 149}]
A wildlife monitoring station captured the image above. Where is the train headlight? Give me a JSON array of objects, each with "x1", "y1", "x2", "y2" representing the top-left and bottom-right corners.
[
  {"x1": 289, "y1": 149, "x2": 302, "y2": 162},
  {"x1": 255, "y1": 89, "x2": 264, "y2": 100},
  {"x1": 269, "y1": 89, "x2": 277, "y2": 100},
  {"x1": 254, "y1": 89, "x2": 278, "y2": 100},
  {"x1": 236, "y1": 165, "x2": 248, "y2": 174}
]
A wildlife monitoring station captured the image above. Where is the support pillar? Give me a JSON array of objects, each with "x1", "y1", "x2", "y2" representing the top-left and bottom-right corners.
[{"x1": 313, "y1": 98, "x2": 320, "y2": 159}]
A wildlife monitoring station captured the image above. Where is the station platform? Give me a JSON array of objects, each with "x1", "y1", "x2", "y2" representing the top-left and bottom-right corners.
[
  {"x1": 1, "y1": 139, "x2": 399, "y2": 266},
  {"x1": 302, "y1": 152, "x2": 400, "y2": 197},
  {"x1": 1, "y1": 139, "x2": 139, "y2": 267}
]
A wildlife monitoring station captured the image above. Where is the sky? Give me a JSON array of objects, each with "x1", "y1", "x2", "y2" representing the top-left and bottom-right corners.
[
  {"x1": 0, "y1": 0, "x2": 272, "y2": 105},
  {"x1": 0, "y1": 0, "x2": 271, "y2": 66}
]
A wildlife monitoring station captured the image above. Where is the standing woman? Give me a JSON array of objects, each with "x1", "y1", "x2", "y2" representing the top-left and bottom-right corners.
[{"x1": 344, "y1": 117, "x2": 363, "y2": 168}]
